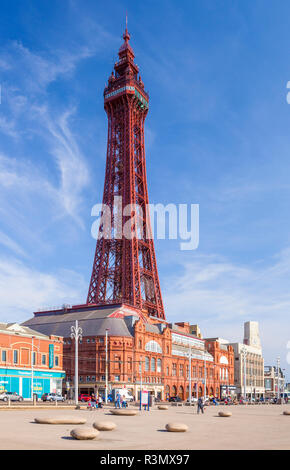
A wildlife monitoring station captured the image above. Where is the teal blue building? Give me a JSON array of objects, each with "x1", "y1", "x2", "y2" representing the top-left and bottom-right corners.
[{"x1": 0, "y1": 367, "x2": 65, "y2": 399}]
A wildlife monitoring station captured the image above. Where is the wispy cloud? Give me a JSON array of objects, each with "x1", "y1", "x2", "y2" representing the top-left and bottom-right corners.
[
  {"x1": 163, "y1": 248, "x2": 290, "y2": 365},
  {"x1": 39, "y1": 107, "x2": 90, "y2": 226},
  {"x1": 0, "y1": 230, "x2": 26, "y2": 258},
  {"x1": 0, "y1": 257, "x2": 86, "y2": 322}
]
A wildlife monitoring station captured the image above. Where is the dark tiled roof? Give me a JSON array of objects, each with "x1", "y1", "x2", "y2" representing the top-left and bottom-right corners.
[
  {"x1": 145, "y1": 323, "x2": 162, "y2": 334},
  {"x1": 22, "y1": 307, "x2": 133, "y2": 338}
]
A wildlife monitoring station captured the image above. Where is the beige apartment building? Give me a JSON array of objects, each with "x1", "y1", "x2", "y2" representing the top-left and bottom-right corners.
[{"x1": 229, "y1": 321, "x2": 265, "y2": 399}]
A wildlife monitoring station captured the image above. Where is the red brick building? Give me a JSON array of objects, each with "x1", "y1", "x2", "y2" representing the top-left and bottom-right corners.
[
  {"x1": 0, "y1": 322, "x2": 64, "y2": 399},
  {"x1": 23, "y1": 304, "x2": 234, "y2": 400}
]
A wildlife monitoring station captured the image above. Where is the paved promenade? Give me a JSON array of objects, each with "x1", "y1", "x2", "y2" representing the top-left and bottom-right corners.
[{"x1": 0, "y1": 404, "x2": 289, "y2": 450}]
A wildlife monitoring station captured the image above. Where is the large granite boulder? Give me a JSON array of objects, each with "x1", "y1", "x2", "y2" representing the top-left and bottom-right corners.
[
  {"x1": 70, "y1": 427, "x2": 100, "y2": 440},
  {"x1": 110, "y1": 409, "x2": 138, "y2": 416},
  {"x1": 283, "y1": 410, "x2": 290, "y2": 416},
  {"x1": 158, "y1": 405, "x2": 169, "y2": 410},
  {"x1": 34, "y1": 416, "x2": 86, "y2": 425},
  {"x1": 218, "y1": 411, "x2": 232, "y2": 417},
  {"x1": 165, "y1": 422, "x2": 188, "y2": 432},
  {"x1": 93, "y1": 421, "x2": 117, "y2": 431}
]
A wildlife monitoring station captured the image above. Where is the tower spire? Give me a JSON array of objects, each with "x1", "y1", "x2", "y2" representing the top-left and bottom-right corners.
[{"x1": 87, "y1": 28, "x2": 165, "y2": 320}]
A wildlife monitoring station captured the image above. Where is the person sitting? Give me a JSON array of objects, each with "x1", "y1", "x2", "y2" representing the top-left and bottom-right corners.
[{"x1": 121, "y1": 395, "x2": 127, "y2": 408}]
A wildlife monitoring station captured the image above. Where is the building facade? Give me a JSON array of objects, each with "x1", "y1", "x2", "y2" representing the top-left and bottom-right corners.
[
  {"x1": 264, "y1": 365, "x2": 286, "y2": 398},
  {"x1": 0, "y1": 322, "x2": 64, "y2": 399},
  {"x1": 23, "y1": 304, "x2": 234, "y2": 400},
  {"x1": 229, "y1": 321, "x2": 265, "y2": 398}
]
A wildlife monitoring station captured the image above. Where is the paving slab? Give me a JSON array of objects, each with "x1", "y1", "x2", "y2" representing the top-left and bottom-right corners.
[{"x1": 0, "y1": 404, "x2": 289, "y2": 450}]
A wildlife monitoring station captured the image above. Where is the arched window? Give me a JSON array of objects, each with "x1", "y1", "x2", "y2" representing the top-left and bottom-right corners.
[
  {"x1": 151, "y1": 357, "x2": 156, "y2": 372},
  {"x1": 145, "y1": 341, "x2": 162, "y2": 354},
  {"x1": 220, "y1": 355, "x2": 229, "y2": 365}
]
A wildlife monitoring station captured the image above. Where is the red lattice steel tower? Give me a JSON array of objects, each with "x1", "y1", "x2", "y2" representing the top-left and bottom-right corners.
[{"x1": 87, "y1": 27, "x2": 165, "y2": 320}]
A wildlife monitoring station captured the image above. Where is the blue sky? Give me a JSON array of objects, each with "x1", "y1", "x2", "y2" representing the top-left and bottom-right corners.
[{"x1": 0, "y1": 0, "x2": 290, "y2": 378}]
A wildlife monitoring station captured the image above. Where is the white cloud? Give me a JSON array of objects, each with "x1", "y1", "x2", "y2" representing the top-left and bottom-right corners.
[
  {"x1": 40, "y1": 107, "x2": 90, "y2": 226},
  {"x1": 0, "y1": 257, "x2": 86, "y2": 323},
  {"x1": 0, "y1": 230, "x2": 26, "y2": 257},
  {"x1": 163, "y1": 249, "x2": 290, "y2": 371}
]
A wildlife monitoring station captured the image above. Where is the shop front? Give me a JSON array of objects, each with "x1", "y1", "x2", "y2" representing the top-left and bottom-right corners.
[
  {"x1": 0, "y1": 367, "x2": 65, "y2": 399},
  {"x1": 220, "y1": 385, "x2": 237, "y2": 398}
]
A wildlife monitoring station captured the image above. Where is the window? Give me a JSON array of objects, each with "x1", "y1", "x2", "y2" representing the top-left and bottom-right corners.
[
  {"x1": 91, "y1": 376, "x2": 96, "y2": 381},
  {"x1": 13, "y1": 350, "x2": 18, "y2": 364},
  {"x1": 86, "y1": 376, "x2": 90, "y2": 382},
  {"x1": 145, "y1": 356, "x2": 149, "y2": 372},
  {"x1": 151, "y1": 357, "x2": 156, "y2": 372},
  {"x1": 172, "y1": 363, "x2": 177, "y2": 376},
  {"x1": 42, "y1": 354, "x2": 46, "y2": 366},
  {"x1": 55, "y1": 356, "x2": 59, "y2": 367},
  {"x1": 99, "y1": 338, "x2": 104, "y2": 344},
  {"x1": 79, "y1": 376, "x2": 83, "y2": 382},
  {"x1": 1, "y1": 350, "x2": 7, "y2": 362},
  {"x1": 166, "y1": 366, "x2": 169, "y2": 375},
  {"x1": 101, "y1": 375, "x2": 105, "y2": 381},
  {"x1": 157, "y1": 358, "x2": 162, "y2": 373},
  {"x1": 87, "y1": 339, "x2": 90, "y2": 343},
  {"x1": 179, "y1": 364, "x2": 184, "y2": 376},
  {"x1": 32, "y1": 352, "x2": 36, "y2": 365},
  {"x1": 145, "y1": 341, "x2": 162, "y2": 354},
  {"x1": 114, "y1": 375, "x2": 120, "y2": 382}
]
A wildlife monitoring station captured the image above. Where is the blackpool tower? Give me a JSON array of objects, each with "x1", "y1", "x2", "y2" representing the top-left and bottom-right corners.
[{"x1": 87, "y1": 27, "x2": 165, "y2": 320}]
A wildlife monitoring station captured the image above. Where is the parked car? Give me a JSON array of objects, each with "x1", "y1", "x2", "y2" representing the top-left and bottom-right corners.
[
  {"x1": 186, "y1": 397, "x2": 198, "y2": 403},
  {"x1": 168, "y1": 396, "x2": 182, "y2": 402},
  {"x1": 41, "y1": 393, "x2": 65, "y2": 402},
  {"x1": 0, "y1": 391, "x2": 23, "y2": 402},
  {"x1": 78, "y1": 394, "x2": 91, "y2": 402}
]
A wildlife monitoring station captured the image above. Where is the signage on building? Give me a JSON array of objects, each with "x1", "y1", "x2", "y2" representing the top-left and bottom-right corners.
[
  {"x1": 220, "y1": 385, "x2": 236, "y2": 391},
  {"x1": 265, "y1": 378, "x2": 272, "y2": 390},
  {"x1": 141, "y1": 391, "x2": 149, "y2": 406},
  {"x1": 49, "y1": 344, "x2": 54, "y2": 369}
]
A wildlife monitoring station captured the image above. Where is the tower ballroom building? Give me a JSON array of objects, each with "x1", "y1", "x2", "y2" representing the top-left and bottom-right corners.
[{"x1": 23, "y1": 28, "x2": 235, "y2": 401}]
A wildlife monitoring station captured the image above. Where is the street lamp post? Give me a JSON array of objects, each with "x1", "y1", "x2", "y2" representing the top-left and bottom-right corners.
[
  {"x1": 70, "y1": 320, "x2": 82, "y2": 406},
  {"x1": 188, "y1": 347, "x2": 192, "y2": 404},
  {"x1": 139, "y1": 360, "x2": 143, "y2": 411},
  {"x1": 31, "y1": 336, "x2": 34, "y2": 401},
  {"x1": 242, "y1": 347, "x2": 247, "y2": 401},
  {"x1": 277, "y1": 357, "x2": 280, "y2": 403},
  {"x1": 105, "y1": 329, "x2": 109, "y2": 404},
  {"x1": 204, "y1": 352, "x2": 207, "y2": 401}
]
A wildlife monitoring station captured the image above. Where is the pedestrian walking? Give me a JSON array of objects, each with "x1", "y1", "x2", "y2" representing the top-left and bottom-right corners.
[
  {"x1": 197, "y1": 397, "x2": 204, "y2": 414},
  {"x1": 115, "y1": 392, "x2": 121, "y2": 409}
]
